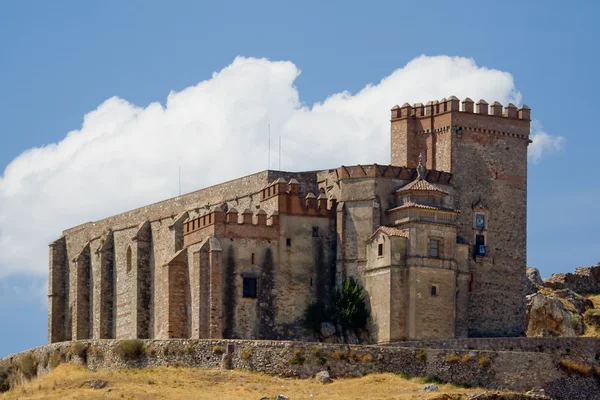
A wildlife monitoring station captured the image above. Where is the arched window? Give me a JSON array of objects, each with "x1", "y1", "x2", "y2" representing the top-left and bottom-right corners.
[{"x1": 126, "y1": 246, "x2": 132, "y2": 273}]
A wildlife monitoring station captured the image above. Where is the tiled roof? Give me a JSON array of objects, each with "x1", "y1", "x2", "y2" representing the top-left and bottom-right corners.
[
  {"x1": 395, "y1": 179, "x2": 448, "y2": 194},
  {"x1": 386, "y1": 202, "x2": 459, "y2": 213},
  {"x1": 368, "y1": 226, "x2": 409, "y2": 241}
]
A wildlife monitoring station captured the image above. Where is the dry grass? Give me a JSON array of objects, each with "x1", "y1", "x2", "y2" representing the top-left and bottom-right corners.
[
  {"x1": 583, "y1": 293, "x2": 600, "y2": 308},
  {"x1": 0, "y1": 363, "x2": 487, "y2": 400}
]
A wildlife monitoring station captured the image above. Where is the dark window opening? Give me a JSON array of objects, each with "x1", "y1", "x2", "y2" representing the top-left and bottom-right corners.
[
  {"x1": 286, "y1": 238, "x2": 291, "y2": 246},
  {"x1": 243, "y1": 278, "x2": 257, "y2": 298},
  {"x1": 251, "y1": 253, "x2": 255, "y2": 264},
  {"x1": 431, "y1": 285, "x2": 437, "y2": 296},
  {"x1": 377, "y1": 243, "x2": 383, "y2": 257},
  {"x1": 475, "y1": 235, "x2": 486, "y2": 256},
  {"x1": 430, "y1": 239, "x2": 440, "y2": 258},
  {"x1": 310, "y1": 278, "x2": 313, "y2": 287},
  {"x1": 312, "y1": 226, "x2": 319, "y2": 237}
]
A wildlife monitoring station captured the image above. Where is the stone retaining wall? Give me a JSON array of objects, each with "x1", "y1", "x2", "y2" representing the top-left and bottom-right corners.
[{"x1": 1, "y1": 339, "x2": 599, "y2": 400}]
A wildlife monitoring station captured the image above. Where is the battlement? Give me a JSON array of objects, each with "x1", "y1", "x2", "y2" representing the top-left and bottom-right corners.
[
  {"x1": 334, "y1": 164, "x2": 453, "y2": 185},
  {"x1": 183, "y1": 206, "x2": 278, "y2": 236},
  {"x1": 260, "y1": 178, "x2": 336, "y2": 217},
  {"x1": 391, "y1": 97, "x2": 530, "y2": 121}
]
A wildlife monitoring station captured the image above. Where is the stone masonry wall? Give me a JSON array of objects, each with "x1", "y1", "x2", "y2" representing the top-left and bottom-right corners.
[
  {"x1": 1, "y1": 339, "x2": 599, "y2": 400},
  {"x1": 545, "y1": 264, "x2": 600, "y2": 293}
]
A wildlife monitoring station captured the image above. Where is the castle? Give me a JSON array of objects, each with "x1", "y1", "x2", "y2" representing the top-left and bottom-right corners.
[{"x1": 48, "y1": 97, "x2": 531, "y2": 344}]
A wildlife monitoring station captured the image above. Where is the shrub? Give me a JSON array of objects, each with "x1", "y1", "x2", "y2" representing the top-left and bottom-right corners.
[
  {"x1": 49, "y1": 350, "x2": 62, "y2": 368},
  {"x1": 331, "y1": 349, "x2": 348, "y2": 361},
  {"x1": 559, "y1": 359, "x2": 591, "y2": 375},
  {"x1": 289, "y1": 348, "x2": 305, "y2": 365},
  {"x1": 212, "y1": 345, "x2": 225, "y2": 356},
  {"x1": 184, "y1": 343, "x2": 195, "y2": 355},
  {"x1": 359, "y1": 353, "x2": 373, "y2": 363},
  {"x1": 71, "y1": 342, "x2": 88, "y2": 361},
  {"x1": 241, "y1": 348, "x2": 253, "y2": 360},
  {"x1": 314, "y1": 350, "x2": 327, "y2": 365},
  {"x1": 478, "y1": 355, "x2": 490, "y2": 369},
  {"x1": 331, "y1": 277, "x2": 369, "y2": 339},
  {"x1": 421, "y1": 376, "x2": 445, "y2": 384},
  {"x1": 115, "y1": 339, "x2": 145, "y2": 361},
  {"x1": 460, "y1": 353, "x2": 472, "y2": 364},
  {"x1": 415, "y1": 349, "x2": 427, "y2": 361},
  {"x1": 0, "y1": 364, "x2": 11, "y2": 392},
  {"x1": 445, "y1": 353, "x2": 460, "y2": 363},
  {"x1": 584, "y1": 308, "x2": 600, "y2": 330},
  {"x1": 19, "y1": 354, "x2": 36, "y2": 379}
]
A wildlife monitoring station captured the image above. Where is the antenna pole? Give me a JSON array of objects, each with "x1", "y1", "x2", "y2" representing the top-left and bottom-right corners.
[
  {"x1": 278, "y1": 135, "x2": 281, "y2": 171},
  {"x1": 268, "y1": 124, "x2": 271, "y2": 170},
  {"x1": 179, "y1": 166, "x2": 181, "y2": 196}
]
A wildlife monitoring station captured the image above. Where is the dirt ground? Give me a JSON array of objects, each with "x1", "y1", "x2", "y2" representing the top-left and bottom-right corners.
[{"x1": 0, "y1": 363, "x2": 489, "y2": 400}]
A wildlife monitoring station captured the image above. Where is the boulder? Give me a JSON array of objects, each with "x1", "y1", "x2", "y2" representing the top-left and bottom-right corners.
[
  {"x1": 527, "y1": 267, "x2": 544, "y2": 286},
  {"x1": 422, "y1": 383, "x2": 439, "y2": 392},
  {"x1": 319, "y1": 322, "x2": 336, "y2": 338},
  {"x1": 526, "y1": 293, "x2": 577, "y2": 337},
  {"x1": 315, "y1": 370, "x2": 331, "y2": 384}
]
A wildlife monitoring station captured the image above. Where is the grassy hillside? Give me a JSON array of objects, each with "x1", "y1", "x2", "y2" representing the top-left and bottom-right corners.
[{"x1": 0, "y1": 363, "x2": 488, "y2": 400}]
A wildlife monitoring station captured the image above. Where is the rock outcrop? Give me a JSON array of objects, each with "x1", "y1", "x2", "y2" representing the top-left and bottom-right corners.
[
  {"x1": 544, "y1": 263, "x2": 600, "y2": 293},
  {"x1": 526, "y1": 293, "x2": 578, "y2": 337},
  {"x1": 525, "y1": 267, "x2": 544, "y2": 296}
]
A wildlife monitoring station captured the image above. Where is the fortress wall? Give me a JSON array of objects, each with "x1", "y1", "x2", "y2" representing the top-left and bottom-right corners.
[{"x1": 2, "y1": 339, "x2": 598, "y2": 399}]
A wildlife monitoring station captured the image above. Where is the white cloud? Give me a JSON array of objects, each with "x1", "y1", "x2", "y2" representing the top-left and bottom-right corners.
[
  {"x1": 0, "y1": 55, "x2": 559, "y2": 278},
  {"x1": 528, "y1": 120, "x2": 565, "y2": 163}
]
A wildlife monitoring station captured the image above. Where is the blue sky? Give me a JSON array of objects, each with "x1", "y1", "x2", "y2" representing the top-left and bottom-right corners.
[{"x1": 0, "y1": 1, "x2": 598, "y2": 357}]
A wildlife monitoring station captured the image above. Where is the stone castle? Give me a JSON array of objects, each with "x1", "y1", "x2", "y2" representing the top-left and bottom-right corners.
[{"x1": 48, "y1": 97, "x2": 531, "y2": 344}]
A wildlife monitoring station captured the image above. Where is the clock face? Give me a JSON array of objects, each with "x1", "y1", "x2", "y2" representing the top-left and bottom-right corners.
[{"x1": 475, "y1": 214, "x2": 485, "y2": 229}]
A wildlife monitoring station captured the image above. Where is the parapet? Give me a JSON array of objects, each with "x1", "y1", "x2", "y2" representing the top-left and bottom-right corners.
[
  {"x1": 260, "y1": 179, "x2": 336, "y2": 217},
  {"x1": 391, "y1": 97, "x2": 531, "y2": 121},
  {"x1": 183, "y1": 206, "x2": 279, "y2": 236}
]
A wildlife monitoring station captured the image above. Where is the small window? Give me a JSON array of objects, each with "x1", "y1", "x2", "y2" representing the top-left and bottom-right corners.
[
  {"x1": 251, "y1": 253, "x2": 255, "y2": 264},
  {"x1": 286, "y1": 238, "x2": 291, "y2": 246},
  {"x1": 475, "y1": 235, "x2": 485, "y2": 246},
  {"x1": 431, "y1": 285, "x2": 438, "y2": 296},
  {"x1": 312, "y1": 227, "x2": 319, "y2": 237},
  {"x1": 430, "y1": 239, "x2": 439, "y2": 258},
  {"x1": 243, "y1": 278, "x2": 257, "y2": 298},
  {"x1": 126, "y1": 246, "x2": 132, "y2": 273},
  {"x1": 377, "y1": 243, "x2": 383, "y2": 257}
]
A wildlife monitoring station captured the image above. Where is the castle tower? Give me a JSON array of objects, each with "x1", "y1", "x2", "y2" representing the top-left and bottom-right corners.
[{"x1": 390, "y1": 97, "x2": 531, "y2": 337}]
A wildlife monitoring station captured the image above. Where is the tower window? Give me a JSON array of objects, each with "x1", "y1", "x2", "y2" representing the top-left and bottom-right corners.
[
  {"x1": 431, "y1": 285, "x2": 438, "y2": 296},
  {"x1": 251, "y1": 253, "x2": 255, "y2": 264},
  {"x1": 312, "y1": 227, "x2": 319, "y2": 237},
  {"x1": 378, "y1": 243, "x2": 383, "y2": 257},
  {"x1": 126, "y1": 246, "x2": 132, "y2": 273},
  {"x1": 286, "y1": 238, "x2": 292, "y2": 246},
  {"x1": 243, "y1": 278, "x2": 257, "y2": 298},
  {"x1": 429, "y1": 239, "x2": 440, "y2": 258}
]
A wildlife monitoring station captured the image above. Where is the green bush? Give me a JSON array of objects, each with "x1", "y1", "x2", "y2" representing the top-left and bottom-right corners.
[
  {"x1": 289, "y1": 348, "x2": 305, "y2": 365},
  {"x1": 331, "y1": 277, "x2": 369, "y2": 339},
  {"x1": 241, "y1": 348, "x2": 253, "y2": 360},
  {"x1": 115, "y1": 339, "x2": 145, "y2": 360},
  {"x1": 212, "y1": 345, "x2": 225, "y2": 355}
]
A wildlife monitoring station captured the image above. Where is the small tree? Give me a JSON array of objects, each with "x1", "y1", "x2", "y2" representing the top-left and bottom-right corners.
[{"x1": 331, "y1": 277, "x2": 368, "y2": 341}]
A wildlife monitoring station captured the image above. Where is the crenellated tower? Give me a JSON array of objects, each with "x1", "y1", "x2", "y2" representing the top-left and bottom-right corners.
[{"x1": 390, "y1": 97, "x2": 531, "y2": 337}]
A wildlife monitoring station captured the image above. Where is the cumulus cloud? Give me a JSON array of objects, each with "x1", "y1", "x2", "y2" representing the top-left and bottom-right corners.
[
  {"x1": 0, "y1": 55, "x2": 560, "y2": 278},
  {"x1": 528, "y1": 121, "x2": 565, "y2": 163}
]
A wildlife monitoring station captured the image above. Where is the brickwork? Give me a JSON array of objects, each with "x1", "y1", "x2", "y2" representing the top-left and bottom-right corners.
[{"x1": 48, "y1": 97, "x2": 530, "y2": 348}]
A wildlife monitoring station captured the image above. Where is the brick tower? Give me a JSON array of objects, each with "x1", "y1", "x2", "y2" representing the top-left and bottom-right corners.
[{"x1": 390, "y1": 97, "x2": 531, "y2": 337}]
